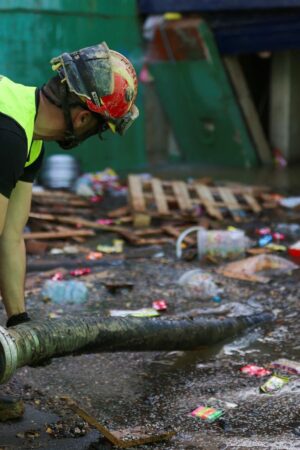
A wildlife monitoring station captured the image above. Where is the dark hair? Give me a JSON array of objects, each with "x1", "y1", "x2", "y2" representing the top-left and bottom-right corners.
[{"x1": 42, "y1": 75, "x2": 84, "y2": 109}]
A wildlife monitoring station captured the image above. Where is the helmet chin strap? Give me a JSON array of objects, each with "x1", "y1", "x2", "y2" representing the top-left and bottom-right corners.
[
  {"x1": 56, "y1": 82, "x2": 82, "y2": 149},
  {"x1": 41, "y1": 82, "x2": 83, "y2": 149}
]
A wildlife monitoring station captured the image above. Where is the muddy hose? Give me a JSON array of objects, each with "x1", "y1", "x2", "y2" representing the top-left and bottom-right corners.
[{"x1": 0, "y1": 312, "x2": 272, "y2": 384}]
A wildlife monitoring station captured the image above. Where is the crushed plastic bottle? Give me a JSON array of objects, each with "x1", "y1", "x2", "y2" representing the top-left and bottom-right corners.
[
  {"x1": 276, "y1": 223, "x2": 300, "y2": 239},
  {"x1": 178, "y1": 269, "x2": 222, "y2": 300},
  {"x1": 42, "y1": 280, "x2": 88, "y2": 305}
]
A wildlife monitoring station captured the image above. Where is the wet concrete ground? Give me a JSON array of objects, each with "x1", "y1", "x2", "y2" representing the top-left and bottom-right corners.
[
  {"x1": 1, "y1": 245, "x2": 300, "y2": 449},
  {"x1": 1, "y1": 178, "x2": 300, "y2": 449}
]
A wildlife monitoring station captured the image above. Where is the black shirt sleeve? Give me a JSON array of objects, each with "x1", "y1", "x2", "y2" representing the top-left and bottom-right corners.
[{"x1": 0, "y1": 114, "x2": 28, "y2": 198}]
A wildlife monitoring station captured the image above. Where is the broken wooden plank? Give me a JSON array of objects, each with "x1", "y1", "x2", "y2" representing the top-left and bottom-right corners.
[
  {"x1": 172, "y1": 181, "x2": 193, "y2": 212},
  {"x1": 61, "y1": 396, "x2": 175, "y2": 448},
  {"x1": 224, "y1": 56, "x2": 272, "y2": 165},
  {"x1": 243, "y1": 193, "x2": 262, "y2": 213},
  {"x1": 194, "y1": 185, "x2": 223, "y2": 220},
  {"x1": 107, "y1": 206, "x2": 130, "y2": 218},
  {"x1": 218, "y1": 187, "x2": 242, "y2": 222},
  {"x1": 128, "y1": 175, "x2": 146, "y2": 212},
  {"x1": 29, "y1": 212, "x2": 139, "y2": 243},
  {"x1": 151, "y1": 178, "x2": 170, "y2": 215},
  {"x1": 23, "y1": 230, "x2": 95, "y2": 240}
]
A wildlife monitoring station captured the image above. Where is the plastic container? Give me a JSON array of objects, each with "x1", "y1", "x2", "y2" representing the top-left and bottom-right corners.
[
  {"x1": 41, "y1": 280, "x2": 88, "y2": 305},
  {"x1": 176, "y1": 226, "x2": 248, "y2": 260},
  {"x1": 288, "y1": 241, "x2": 300, "y2": 263}
]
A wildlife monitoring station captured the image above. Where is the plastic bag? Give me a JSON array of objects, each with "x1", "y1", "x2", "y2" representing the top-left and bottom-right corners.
[
  {"x1": 178, "y1": 269, "x2": 222, "y2": 300},
  {"x1": 41, "y1": 280, "x2": 88, "y2": 305}
]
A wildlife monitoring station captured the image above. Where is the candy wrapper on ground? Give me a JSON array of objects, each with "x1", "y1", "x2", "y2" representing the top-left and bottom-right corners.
[
  {"x1": 240, "y1": 364, "x2": 271, "y2": 377},
  {"x1": 270, "y1": 358, "x2": 300, "y2": 375},
  {"x1": 190, "y1": 405, "x2": 223, "y2": 423},
  {"x1": 152, "y1": 300, "x2": 168, "y2": 311},
  {"x1": 260, "y1": 374, "x2": 289, "y2": 393},
  {"x1": 70, "y1": 268, "x2": 91, "y2": 277}
]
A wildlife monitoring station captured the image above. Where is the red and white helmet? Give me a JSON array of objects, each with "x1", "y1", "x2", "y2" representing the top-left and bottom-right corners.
[{"x1": 51, "y1": 42, "x2": 139, "y2": 135}]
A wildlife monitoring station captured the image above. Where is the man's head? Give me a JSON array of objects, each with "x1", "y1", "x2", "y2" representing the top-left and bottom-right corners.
[{"x1": 42, "y1": 42, "x2": 139, "y2": 149}]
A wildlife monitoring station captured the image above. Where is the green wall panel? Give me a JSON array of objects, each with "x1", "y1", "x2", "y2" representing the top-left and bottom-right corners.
[
  {"x1": 0, "y1": 0, "x2": 146, "y2": 172},
  {"x1": 149, "y1": 20, "x2": 259, "y2": 168}
]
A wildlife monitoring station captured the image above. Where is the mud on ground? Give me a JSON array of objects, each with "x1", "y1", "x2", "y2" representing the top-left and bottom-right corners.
[{"x1": 0, "y1": 238, "x2": 300, "y2": 449}]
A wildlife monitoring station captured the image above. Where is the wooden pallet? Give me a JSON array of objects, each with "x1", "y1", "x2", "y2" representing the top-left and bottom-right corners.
[{"x1": 128, "y1": 175, "x2": 262, "y2": 223}]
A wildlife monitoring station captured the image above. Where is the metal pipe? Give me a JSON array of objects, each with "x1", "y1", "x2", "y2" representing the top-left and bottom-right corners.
[{"x1": 0, "y1": 313, "x2": 272, "y2": 384}]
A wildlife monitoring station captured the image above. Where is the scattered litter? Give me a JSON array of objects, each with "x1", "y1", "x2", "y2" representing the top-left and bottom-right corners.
[
  {"x1": 260, "y1": 374, "x2": 289, "y2": 393},
  {"x1": 51, "y1": 272, "x2": 65, "y2": 281},
  {"x1": 178, "y1": 269, "x2": 222, "y2": 300},
  {"x1": 190, "y1": 405, "x2": 223, "y2": 422},
  {"x1": 86, "y1": 251, "x2": 103, "y2": 260},
  {"x1": 74, "y1": 168, "x2": 121, "y2": 197},
  {"x1": 218, "y1": 254, "x2": 298, "y2": 283},
  {"x1": 276, "y1": 223, "x2": 300, "y2": 239},
  {"x1": 110, "y1": 308, "x2": 160, "y2": 318},
  {"x1": 258, "y1": 235, "x2": 273, "y2": 247},
  {"x1": 152, "y1": 299, "x2": 168, "y2": 311},
  {"x1": 272, "y1": 232, "x2": 285, "y2": 241},
  {"x1": 70, "y1": 268, "x2": 91, "y2": 277},
  {"x1": 96, "y1": 218, "x2": 114, "y2": 225},
  {"x1": 42, "y1": 280, "x2": 88, "y2": 305},
  {"x1": 288, "y1": 241, "x2": 300, "y2": 261},
  {"x1": 265, "y1": 243, "x2": 286, "y2": 252},
  {"x1": 97, "y1": 239, "x2": 124, "y2": 254},
  {"x1": 48, "y1": 309, "x2": 64, "y2": 319},
  {"x1": 207, "y1": 397, "x2": 238, "y2": 410},
  {"x1": 279, "y1": 197, "x2": 300, "y2": 209},
  {"x1": 240, "y1": 364, "x2": 271, "y2": 377},
  {"x1": 270, "y1": 358, "x2": 300, "y2": 375},
  {"x1": 256, "y1": 227, "x2": 271, "y2": 236},
  {"x1": 103, "y1": 280, "x2": 134, "y2": 293}
]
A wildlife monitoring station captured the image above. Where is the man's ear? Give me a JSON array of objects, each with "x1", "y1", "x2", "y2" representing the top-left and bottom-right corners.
[
  {"x1": 73, "y1": 109, "x2": 92, "y2": 129},
  {"x1": 79, "y1": 110, "x2": 91, "y2": 126}
]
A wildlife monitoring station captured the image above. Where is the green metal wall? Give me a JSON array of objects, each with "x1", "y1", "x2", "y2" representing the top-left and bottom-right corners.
[
  {"x1": 149, "y1": 20, "x2": 259, "y2": 168},
  {"x1": 0, "y1": 0, "x2": 146, "y2": 172}
]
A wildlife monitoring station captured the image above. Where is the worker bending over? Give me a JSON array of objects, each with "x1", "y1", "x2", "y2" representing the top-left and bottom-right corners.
[{"x1": 0, "y1": 42, "x2": 138, "y2": 327}]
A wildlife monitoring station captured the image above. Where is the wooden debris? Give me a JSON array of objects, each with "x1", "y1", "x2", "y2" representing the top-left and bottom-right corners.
[
  {"x1": 0, "y1": 397, "x2": 24, "y2": 422},
  {"x1": 23, "y1": 229, "x2": 95, "y2": 240},
  {"x1": 128, "y1": 175, "x2": 263, "y2": 223},
  {"x1": 61, "y1": 396, "x2": 175, "y2": 448}
]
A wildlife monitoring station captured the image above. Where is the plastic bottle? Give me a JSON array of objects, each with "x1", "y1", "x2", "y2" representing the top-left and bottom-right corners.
[
  {"x1": 41, "y1": 280, "x2": 88, "y2": 305},
  {"x1": 176, "y1": 226, "x2": 249, "y2": 260}
]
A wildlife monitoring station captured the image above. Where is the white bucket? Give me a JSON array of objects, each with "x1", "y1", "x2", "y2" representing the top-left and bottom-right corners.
[{"x1": 41, "y1": 155, "x2": 79, "y2": 189}]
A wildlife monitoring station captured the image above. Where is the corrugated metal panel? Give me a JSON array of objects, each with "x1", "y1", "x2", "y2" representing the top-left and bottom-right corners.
[
  {"x1": 210, "y1": 11, "x2": 300, "y2": 54},
  {"x1": 139, "y1": 0, "x2": 300, "y2": 13},
  {"x1": 148, "y1": 19, "x2": 258, "y2": 168},
  {"x1": 0, "y1": 0, "x2": 146, "y2": 172}
]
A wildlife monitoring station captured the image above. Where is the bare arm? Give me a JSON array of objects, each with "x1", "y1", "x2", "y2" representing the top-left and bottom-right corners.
[{"x1": 0, "y1": 181, "x2": 32, "y2": 318}]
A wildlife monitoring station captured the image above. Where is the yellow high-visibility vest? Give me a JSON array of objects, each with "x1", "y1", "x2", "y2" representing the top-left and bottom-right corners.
[{"x1": 0, "y1": 76, "x2": 43, "y2": 167}]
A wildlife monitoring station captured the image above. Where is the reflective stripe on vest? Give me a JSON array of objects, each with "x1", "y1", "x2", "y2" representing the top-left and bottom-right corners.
[{"x1": 0, "y1": 76, "x2": 43, "y2": 167}]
